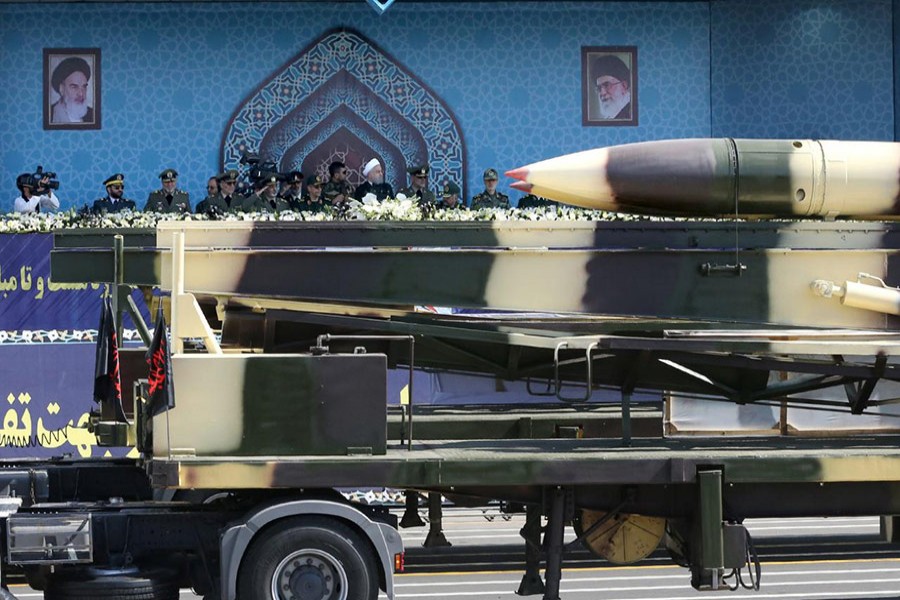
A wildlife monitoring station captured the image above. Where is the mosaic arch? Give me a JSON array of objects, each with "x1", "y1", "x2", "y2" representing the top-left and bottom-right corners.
[{"x1": 220, "y1": 28, "x2": 466, "y2": 196}]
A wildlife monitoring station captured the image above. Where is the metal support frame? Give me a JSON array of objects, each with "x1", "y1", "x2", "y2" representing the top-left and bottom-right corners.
[
  {"x1": 516, "y1": 504, "x2": 545, "y2": 596},
  {"x1": 423, "y1": 493, "x2": 451, "y2": 548},
  {"x1": 697, "y1": 469, "x2": 725, "y2": 591},
  {"x1": 846, "y1": 353, "x2": 887, "y2": 414},
  {"x1": 542, "y1": 487, "x2": 569, "y2": 600},
  {"x1": 400, "y1": 491, "x2": 424, "y2": 528}
]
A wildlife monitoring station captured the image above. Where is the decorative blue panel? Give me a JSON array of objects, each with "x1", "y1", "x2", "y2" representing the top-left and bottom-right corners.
[
  {"x1": 234, "y1": 38, "x2": 444, "y2": 193},
  {"x1": 711, "y1": 0, "x2": 893, "y2": 140}
]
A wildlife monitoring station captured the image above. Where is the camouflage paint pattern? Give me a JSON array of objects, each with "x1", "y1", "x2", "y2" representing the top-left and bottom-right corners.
[
  {"x1": 149, "y1": 436, "x2": 900, "y2": 518},
  {"x1": 50, "y1": 220, "x2": 900, "y2": 330},
  {"x1": 154, "y1": 353, "x2": 386, "y2": 457},
  {"x1": 507, "y1": 139, "x2": 900, "y2": 218}
]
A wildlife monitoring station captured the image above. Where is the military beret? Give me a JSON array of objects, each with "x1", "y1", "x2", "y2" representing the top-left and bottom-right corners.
[
  {"x1": 52, "y1": 56, "x2": 91, "y2": 91},
  {"x1": 287, "y1": 171, "x2": 303, "y2": 184},
  {"x1": 442, "y1": 182, "x2": 461, "y2": 197},
  {"x1": 407, "y1": 164, "x2": 430, "y2": 177},
  {"x1": 218, "y1": 169, "x2": 239, "y2": 183},
  {"x1": 159, "y1": 169, "x2": 178, "y2": 182},
  {"x1": 482, "y1": 168, "x2": 499, "y2": 181},
  {"x1": 592, "y1": 54, "x2": 631, "y2": 84},
  {"x1": 104, "y1": 173, "x2": 125, "y2": 187},
  {"x1": 305, "y1": 174, "x2": 325, "y2": 187}
]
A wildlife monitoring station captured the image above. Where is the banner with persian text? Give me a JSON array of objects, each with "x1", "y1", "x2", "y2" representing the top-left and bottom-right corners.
[
  {"x1": 0, "y1": 343, "x2": 131, "y2": 458},
  {"x1": 0, "y1": 233, "x2": 107, "y2": 333}
]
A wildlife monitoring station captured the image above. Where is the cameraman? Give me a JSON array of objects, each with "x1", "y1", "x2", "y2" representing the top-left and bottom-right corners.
[{"x1": 14, "y1": 173, "x2": 59, "y2": 214}]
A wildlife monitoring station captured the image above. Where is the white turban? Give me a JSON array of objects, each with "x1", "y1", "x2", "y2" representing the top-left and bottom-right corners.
[{"x1": 362, "y1": 158, "x2": 381, "y2": 177}]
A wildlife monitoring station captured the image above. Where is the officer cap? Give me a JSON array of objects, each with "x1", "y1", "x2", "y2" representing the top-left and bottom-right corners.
[
  {"x1": 442, "y1": 182, "x2": 461, "y2": 197},
  {"x1": 258, "y1": 173, "x2": 278, "y2": 187},
  {"x1": 482, "y1": 168, "x2": 499, "y2": 181},
  {"x1": 217, "y1": 169, "x2": 238, "y2": 183},
  {"x1": 52, "y1": 56, "x2": 91, "y2": 91},
  {"x1": 159, "y1": 169, "x2": 178, "y2": 182},
  {"x1": 305, "y1": 174, "x2": 325, "y2": 187},
  {"x1": 287, "y1": 171, "x2": 303, "y2": 184},
  {"x1": 104, "y1": 173, "x2": 125, "y2": 187},
  {"x1": 407, "y1": 164, "x2": 430, "y2": 177}
]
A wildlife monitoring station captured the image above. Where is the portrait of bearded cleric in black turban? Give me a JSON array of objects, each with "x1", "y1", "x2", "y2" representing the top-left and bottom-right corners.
[
  {"x1": 44, "y1": 48, "x2": 102, "y2": 130},
  {"x1": 582, "y1": 46, "x2": 638, "y2": 127}
]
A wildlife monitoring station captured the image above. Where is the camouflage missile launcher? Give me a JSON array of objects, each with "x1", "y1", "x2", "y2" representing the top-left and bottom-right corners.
[{"x1": 45, "y1": 190, "x2": 900, "y2": 597}]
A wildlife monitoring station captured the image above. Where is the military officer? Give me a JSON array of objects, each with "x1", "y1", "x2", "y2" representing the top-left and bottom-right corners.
[
  {"x1": 354, "y1": 158, "x2": 394, "y2": 201},
  {"x1": 195, "y1": 170, "x2": 242, "y2": 216},
  {"x1": 295, "y1": 174, "x2": 327, "y2": 213},
  {"x1": 144, "y1": 168, "x2": 190, "y2": 213},
  {"x1": 244, "y1": 173, "x2": 291, "y2": 213},
  {"x1": 398, "y1": 164, "x2": 436, "y2": 207},
  {"x1": 437, "y1": 182, "x2": 463, "y2": 209},
  {"x1": 279, "y1": 171, "x2": 304, "y2": 204},
  {"x1": 322, "y1": 161, "x2": 354, "y2": 207},
  {"x1": 470, "y1": 168, "x2": 509, "y2": 209},
  {"x1": 91, "y1": 173, "x2": 136, "y2": 214}
]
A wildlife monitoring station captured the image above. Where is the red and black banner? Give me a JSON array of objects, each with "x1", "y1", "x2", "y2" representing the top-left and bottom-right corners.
[
  {"x1": 146, "y1": 306, "x2": 175, "y2": 417},
  {"x1": 93, "y1": 297, "x2": 128, "y2": 422}
]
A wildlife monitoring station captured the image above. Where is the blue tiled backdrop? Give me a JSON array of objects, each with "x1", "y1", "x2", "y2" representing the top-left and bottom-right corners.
[{"x1": 0, "y1": 0, "x2": 895, "y2": 210}]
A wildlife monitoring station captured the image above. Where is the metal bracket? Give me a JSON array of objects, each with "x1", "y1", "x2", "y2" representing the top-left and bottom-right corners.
[
  {"x1": 553, "y1": 342, "x2": 598, "y2": 403},
  {"x1": 846, "y1": 352, "x2": 887, "y2": 414},
  {"x1": 699, "y1": 263, "x2": 747, "y2": 277}
]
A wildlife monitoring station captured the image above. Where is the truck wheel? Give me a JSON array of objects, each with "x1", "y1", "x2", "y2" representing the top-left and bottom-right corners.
[
  {"x1": 238, "y1": 516, "x2": 379, "y2": 600},
  {"x1": 44, "y1": 567, "x2": 179, "y2": 600}
]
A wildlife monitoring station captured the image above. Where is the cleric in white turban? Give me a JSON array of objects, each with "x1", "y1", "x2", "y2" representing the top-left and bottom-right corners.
[{"x1": 354, "y1": 158, "x2": 395, "y2": 202}]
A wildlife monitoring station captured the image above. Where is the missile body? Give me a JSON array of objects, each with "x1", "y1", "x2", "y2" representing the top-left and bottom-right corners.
[{"x1": 507, "y1": 138, "x2": 900, "y2": 218}]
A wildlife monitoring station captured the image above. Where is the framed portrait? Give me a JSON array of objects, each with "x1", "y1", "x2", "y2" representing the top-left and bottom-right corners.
[
  {"x1": 582, "y1": 46, "x2": 637, "y2": 127},
  {"x1": 43, "y1": 48, "x2": 101, "y2": 130}
]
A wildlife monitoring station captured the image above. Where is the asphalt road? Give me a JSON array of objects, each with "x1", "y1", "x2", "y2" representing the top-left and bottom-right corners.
[{"x1": 9, "y1": 508, "x2": 900, "y2": 599}]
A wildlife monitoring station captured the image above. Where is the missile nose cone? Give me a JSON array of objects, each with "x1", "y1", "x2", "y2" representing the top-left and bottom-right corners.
[
  {"x1": 510, "y1": 181, "x2": 533, "y2": 193},
  {"x1": 505, "y1": 167, "x2": 529, "y2": 182}
]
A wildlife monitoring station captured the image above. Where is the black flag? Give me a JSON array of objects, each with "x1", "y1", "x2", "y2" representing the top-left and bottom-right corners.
[
  {"x1": 146, "y1": 305, "x2": 176, "y2": 417},
  {"x1": 93, "y1": 297, "x2": 128, "y2": 422}
]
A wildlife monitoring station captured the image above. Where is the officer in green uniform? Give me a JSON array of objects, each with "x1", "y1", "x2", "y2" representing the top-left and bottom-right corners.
[
  {"x1": 244, "y1": 174, "x2": 291, "y2": 213},
  {"x1": 398, "y1": 164, "x2": 436, "y2": 207},
  {"x1": 295, "y1": 174, "x2": 327, "y2": 213},
  {"x1": 279, "y1": 171, "x2": 304, "y2": 205},
  {"x1": 195, "y1": 170, "x2": 243, "y2": 216},
  {"x1": 91, "y1": 173, "x2": 136, "y2": 214},
  {"x1": 437, "y1": 182, "x2": 463, "y2": 209},
  {"x1": 322, "y1": 161, "x2": 354, "y2": 207},
  {"x1": 144, "y1": 168, "x2": 190, "y2": 213},
  {"x1": 470, "y1": 168, "x2": 509, "y2": 209}
]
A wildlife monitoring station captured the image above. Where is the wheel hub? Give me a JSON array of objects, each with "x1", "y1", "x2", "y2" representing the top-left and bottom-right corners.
[{"x1": 273, "y1": 549, "x2": 347, "y2": 600}]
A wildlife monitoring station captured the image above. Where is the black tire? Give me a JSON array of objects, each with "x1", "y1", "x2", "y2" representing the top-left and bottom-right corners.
[
  {"x1": 238, "y1": 516, "x2": 379, "y2": 600},
  {"x1": 44, "y1": 567, "x2": 179, "y2": 600}
]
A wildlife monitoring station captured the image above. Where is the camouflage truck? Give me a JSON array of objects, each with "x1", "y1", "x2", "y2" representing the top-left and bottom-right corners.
[{"x1": 5, "y1": 212, "x2": 900, "y2": 600}]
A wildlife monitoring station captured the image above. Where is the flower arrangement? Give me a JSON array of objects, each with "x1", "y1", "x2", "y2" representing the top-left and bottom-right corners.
[{"x1": 0, "y1": 198, "x2": 688, "y2": 234}]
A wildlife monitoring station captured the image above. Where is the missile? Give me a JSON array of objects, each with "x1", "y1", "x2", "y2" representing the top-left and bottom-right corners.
[{"x1": 506, "y1": 138, "x2": 900, "y2": 218}]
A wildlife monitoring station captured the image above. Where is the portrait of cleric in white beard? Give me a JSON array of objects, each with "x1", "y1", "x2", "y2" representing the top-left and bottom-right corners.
[
  {"x1": 583, "y1": 48, "x2": 637, "y2": 127},
  {"x1": 46, "y1": 51, "x2": 100, "y2": 129}
]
